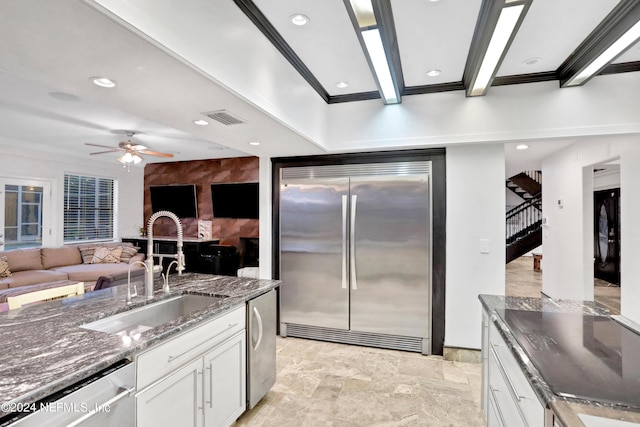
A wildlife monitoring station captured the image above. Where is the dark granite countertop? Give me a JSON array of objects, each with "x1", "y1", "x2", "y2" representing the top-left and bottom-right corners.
[
  {"x1": 479, "y1": 294, "x2": 640, "y2": 425},
  {"x1": 0, "y1": 273, "x2": 280, "y2": 416}
]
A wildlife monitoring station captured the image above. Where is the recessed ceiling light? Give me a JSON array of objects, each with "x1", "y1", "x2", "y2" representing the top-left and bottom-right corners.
[
  {"x1": 522, "y1": 57, "x2": 541, "y2": 66},
  {"x1": 90, "y1": 76, "x2": 116, "y2": 88},
  {"x1": 193, "y1": 119, "x2": 209, "y2": 126},
  {"x1": 426, "y1": 69, "x2": 442, "y2": 77},
  {"x1": 249, "y1": 141, "x2": 260, "y2": 146},
  {"x1": 336, "y1": 82, "x2": 349, "y2": 88},
  {"x1": 516, "y1": 144, "x2": 529, "y2": 150},
  {"x1": 290, "y1": 14, "x2": 309, "y2": 26}
]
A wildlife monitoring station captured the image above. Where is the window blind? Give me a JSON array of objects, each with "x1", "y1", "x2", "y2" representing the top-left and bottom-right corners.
[{"x1": 63, "y1": 174, "x2": 115, "y2": 242}]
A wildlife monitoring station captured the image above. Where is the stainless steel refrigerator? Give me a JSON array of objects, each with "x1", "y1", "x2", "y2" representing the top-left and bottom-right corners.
[{"x1": 279, "y1": 162, "x2": 432, "y2": 354}]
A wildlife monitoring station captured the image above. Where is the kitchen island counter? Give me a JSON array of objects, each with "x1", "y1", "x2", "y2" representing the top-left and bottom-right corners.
[
  {"x1": 0, "y1": 273, "x2": 280, "y2": 418},
  {"x1": 480, "y1": 294, "x2": 640, "y2": 426}
]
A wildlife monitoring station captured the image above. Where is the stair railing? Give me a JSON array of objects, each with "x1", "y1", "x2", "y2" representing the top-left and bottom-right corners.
[{"x1": 506, "y1": 194, "x2": 542, "y2": 244}]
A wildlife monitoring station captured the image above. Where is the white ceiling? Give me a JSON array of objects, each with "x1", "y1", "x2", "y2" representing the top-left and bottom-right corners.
[{"x1": 0, "y1": 0, "x2": 638, "y2": 170}]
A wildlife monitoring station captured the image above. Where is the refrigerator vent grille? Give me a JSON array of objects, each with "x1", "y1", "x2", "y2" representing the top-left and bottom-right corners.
[
  {"x1": 285, "y1": 323, "x2": 425, "y2": 353},
  {"x1": 281, "y1": 161, "x2": 431, "y2": 179}
]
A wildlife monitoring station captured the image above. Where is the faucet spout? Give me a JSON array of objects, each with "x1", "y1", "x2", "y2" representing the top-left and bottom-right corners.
[
  {"x1": 127, "y1": 260, "x2": 149, "y2": 304},
  {"x1": 145, "y1": 210, "x2": 185, "y2": 299},
  {"x1": 162, "y1": 260, "x2": 179, "y2": 294}
]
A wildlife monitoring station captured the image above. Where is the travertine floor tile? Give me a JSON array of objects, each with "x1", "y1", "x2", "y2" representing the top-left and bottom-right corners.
[{"x1": 236, "y1": 337, "x2": 485, "y2": 427}]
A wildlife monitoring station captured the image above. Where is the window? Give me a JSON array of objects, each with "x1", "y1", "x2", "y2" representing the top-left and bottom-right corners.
[
  {"x1": 64, "y1": 174, "x2": 116, "y2": 242},
  {"x1": 4, "y1": 184, "x2": 43, "y2": 249}
]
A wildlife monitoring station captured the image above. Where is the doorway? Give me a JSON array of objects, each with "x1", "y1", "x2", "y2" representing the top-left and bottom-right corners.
[
  {"x1": 591, "y1": 163, "x2": 621, "y2": 314},
  {"x1": 0, "y1": 178, "x2": 52, "y2": 250}
]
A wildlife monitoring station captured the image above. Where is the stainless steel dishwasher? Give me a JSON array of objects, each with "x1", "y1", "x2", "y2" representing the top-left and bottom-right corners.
[
  {"x1": 0, "y1": 360, "x2": 135, "y2": 427},
  {"x1": 247, "y1": 289, "x2": 277, "y2": 409}
]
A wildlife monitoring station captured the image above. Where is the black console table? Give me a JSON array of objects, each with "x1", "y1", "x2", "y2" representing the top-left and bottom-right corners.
[{"x1": 122, "y1": 236, "x2": 220, "y2": 273}]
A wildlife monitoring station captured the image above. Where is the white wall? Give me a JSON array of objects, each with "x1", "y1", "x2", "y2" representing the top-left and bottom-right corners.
[
  {"x1": 0, "y1": 141, "x2": 144, "y2": 245},
  {"x1": 542, "y1": 135, "x2": 640, "y2": 324},
  {"x1": 258, "y1": 156, "x2": 272, "y2": 280},
  {"x1": 446, "y1": 144, "x2": 506, "y2": 349}
]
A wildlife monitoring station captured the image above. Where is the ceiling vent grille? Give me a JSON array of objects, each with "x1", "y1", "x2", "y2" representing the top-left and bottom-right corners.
[{"x1": 202, "y1": 110, "x2": 246, "y2": 126}]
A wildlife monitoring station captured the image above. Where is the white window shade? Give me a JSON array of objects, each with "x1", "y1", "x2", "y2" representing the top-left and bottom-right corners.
[{"x1": 64, "y1": 173, "x2": 116, "y2": 243}]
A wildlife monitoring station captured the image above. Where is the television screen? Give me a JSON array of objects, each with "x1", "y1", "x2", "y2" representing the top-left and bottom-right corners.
[
  {"x1": 211, "y1": 182, "x2": 259, "y2": 219},
  {"x1": 150, "y1": 185, "x2": 198, "y2": 218}
]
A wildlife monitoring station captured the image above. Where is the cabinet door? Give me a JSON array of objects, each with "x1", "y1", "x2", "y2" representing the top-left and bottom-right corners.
[
  {"x1": 204, "y1": 332, "x2": 246, "y2": 427},
  {"x1": 137, "y1": 358, "x2": 204, "y2": 427}
]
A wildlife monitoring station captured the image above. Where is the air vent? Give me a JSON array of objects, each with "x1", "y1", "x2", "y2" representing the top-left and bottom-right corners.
[{"x1": 202, "y1": 110, "x2": 246, "y2": 126}]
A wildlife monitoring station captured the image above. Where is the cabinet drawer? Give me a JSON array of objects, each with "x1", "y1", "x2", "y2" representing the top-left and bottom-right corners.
[
  {"x1": 137, "y1": 305, "x2": 245, "y2": 389},
  {"x1": 488, "y1": 355, "x2": 526, "y2": 427},
  {"x1": 489, "y1": 321, "x2": 544, "y2": 427}
]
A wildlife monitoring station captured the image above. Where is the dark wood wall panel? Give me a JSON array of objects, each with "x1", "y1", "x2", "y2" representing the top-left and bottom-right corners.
[{"x1": 143, "y1": 157, "x2": 259, "y2": 248}]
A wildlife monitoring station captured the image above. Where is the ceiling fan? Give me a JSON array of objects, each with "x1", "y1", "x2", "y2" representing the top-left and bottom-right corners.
[{"x1": 86, "y1": 132, "x2": 173, "y2": 166}]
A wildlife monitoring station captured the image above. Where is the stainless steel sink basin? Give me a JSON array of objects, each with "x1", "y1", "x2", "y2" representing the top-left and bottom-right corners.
[{"x1": 81, "y1": 294, "x2": 224, "y2": 336}]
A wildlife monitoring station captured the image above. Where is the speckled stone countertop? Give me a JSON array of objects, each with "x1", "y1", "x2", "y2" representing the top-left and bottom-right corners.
[
  {"x1": 0, "y1": 273, "x2": 280, "y2": 416},
  {"x1": 479, "y1": 294, "x2": 640, "y2": 425}
]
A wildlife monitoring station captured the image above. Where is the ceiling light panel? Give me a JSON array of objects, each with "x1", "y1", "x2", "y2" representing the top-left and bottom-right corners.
[
  {"x1": 497, "y1": 0, "x2": 619, "y2": 76},
  {"x1": 392, "y1": 0, "x2": 480, "y2": 86},
  {"x1": 612, "y1": 38, "x2": 640, "y2": 63},
  {"x1": 559, "y1": 0, "x2": 640, "y2": 87},
  {"x1": 253, "y1": 0, "x2": 378, "y2": 95}
]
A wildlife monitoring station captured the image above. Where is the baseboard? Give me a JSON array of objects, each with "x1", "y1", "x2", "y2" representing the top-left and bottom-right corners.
[{"x1": 443, "y1": 346, "x2": 481, "y2": 363}]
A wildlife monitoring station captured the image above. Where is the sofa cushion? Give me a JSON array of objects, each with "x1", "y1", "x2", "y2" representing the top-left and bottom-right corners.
[
  {"x1": 51, "y1": 263, "x2": 144, "y2": 282},
  {"x1": 5, "y1": 270, "x2": 69, "y2": 288},
  {"x1": 119, "y1": 246, "x2": 139, "y2": 263},
  {"x1": 90, "y1": 246, "x2": 123, "y2": 264},
  {"x1": 0, "y1": 248, "x2": 43, "y2": 272},
  {"x1": 42, "y1": 246, "x2": 83, "y2": 270},
  {"x1": 77, "y1": 242, "x2": 134, "y2": 264},
  {"x1": 0, "y1": 256, "x2": 11, "y2": 278}
]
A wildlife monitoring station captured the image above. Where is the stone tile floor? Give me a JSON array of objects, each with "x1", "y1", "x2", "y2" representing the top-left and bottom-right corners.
[
  {"x1": 236, "y1": 337, "x2": 485, "y2": 427},
  {"x1": 505, "y1": 255, "x2": 620, "y2": 314}
]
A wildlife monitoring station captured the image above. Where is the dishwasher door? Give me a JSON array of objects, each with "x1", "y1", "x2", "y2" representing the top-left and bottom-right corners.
[
  {"x1": 2, "y1": 360, "x2": 135, "y2": 427},
  {"x1": 247, "y1": 290, "x2": 277, "y2": 409}
]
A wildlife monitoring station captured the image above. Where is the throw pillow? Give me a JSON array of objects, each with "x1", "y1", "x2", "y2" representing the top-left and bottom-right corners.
[
  {"x1": 0, "y1": 256, "x2": 11, "y2": 278},
  {"x1": 90, "y1": 246, "x2": 123, "y2": 264},
  {"x1": 79, "y1": 246, "x2": 96, "y2": 264},
  {"x1": 119, "y1": 246, "x2": 139, "y2": 263}
]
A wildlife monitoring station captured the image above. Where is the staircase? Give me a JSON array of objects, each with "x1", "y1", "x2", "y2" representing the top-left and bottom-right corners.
[{"x1": 506, "y1": 171, "x2": 542, "y2": 263}]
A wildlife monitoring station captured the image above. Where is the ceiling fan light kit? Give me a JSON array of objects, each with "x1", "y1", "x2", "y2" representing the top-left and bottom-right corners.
[{"x1": 86, "y1": 132, "x2": 173, "y2": 168}]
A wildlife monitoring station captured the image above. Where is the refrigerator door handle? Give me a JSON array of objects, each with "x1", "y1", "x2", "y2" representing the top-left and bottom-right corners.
[
  {"x1": 350, "y1": 194, "x2": 358, "y2": 290},
  {"x1": 252, "y1": 306, "x2": 264, "y2": 351},
  {"x1": 342, "y1": 195, "x2": 348, "y2": 289}
]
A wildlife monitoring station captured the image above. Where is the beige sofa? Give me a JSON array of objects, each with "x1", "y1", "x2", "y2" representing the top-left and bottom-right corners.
[{"x1": 0, "y1": 242, "x2": 146, "y2": 293}]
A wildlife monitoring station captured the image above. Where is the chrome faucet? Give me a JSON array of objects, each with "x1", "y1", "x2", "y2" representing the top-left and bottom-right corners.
[
  {"x1": 146, "y1": 210, "x2": 185, "y2": 298},
  {"x1": 127, "y1": 260, "x2": 149, "y2": 304}
]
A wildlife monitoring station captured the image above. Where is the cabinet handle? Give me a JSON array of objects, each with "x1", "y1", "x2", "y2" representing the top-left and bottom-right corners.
[
  {"x1": 206, "y1": 366, "x2": 213, "y2": 409},
  {"x1": 490, "y1": 343, "x2": 525, "y2": 402},
  {"x1": 66, "y1": 386, "x2": 135, "y2": 427},
  {"x1": 253, "y1": 306, "x2": 264, "y2": 351},
  {"x1": 489, "y1": 386, "x2": 509, "y2": 427},
  {"x1": 167, "y1": 323, "x2": 239, "y2": 362}
]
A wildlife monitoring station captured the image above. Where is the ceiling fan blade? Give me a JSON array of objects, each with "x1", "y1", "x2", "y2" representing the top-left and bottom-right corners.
[
  {"x1": 138, "y1": 149, "x2": 174, "y2": 158},
  {"x1": 89, "y1": 149, "x2": 120, "y2": 155},
  {"x1": 85, "y1": 142, "x2": 123, "y2": 150}
]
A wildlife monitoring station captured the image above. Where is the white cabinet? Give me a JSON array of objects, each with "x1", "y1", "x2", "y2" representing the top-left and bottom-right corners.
[
  {"x1": 204, "y1": 331, "x2": 246, "y2": 427},
  {"x1": 482, "y1": 308, "x2": 545, "y2": 427},
  {"x1": 136, "y1": 358, "x2": 203, "y2": 427},
  {"x1": 135, "y1": 306, "x2": 247, "y2": 427}
]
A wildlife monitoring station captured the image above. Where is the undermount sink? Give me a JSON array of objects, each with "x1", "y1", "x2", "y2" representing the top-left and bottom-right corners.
[{"x1": 81, "y1": 294, "x2": 225, "y2": 337}]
